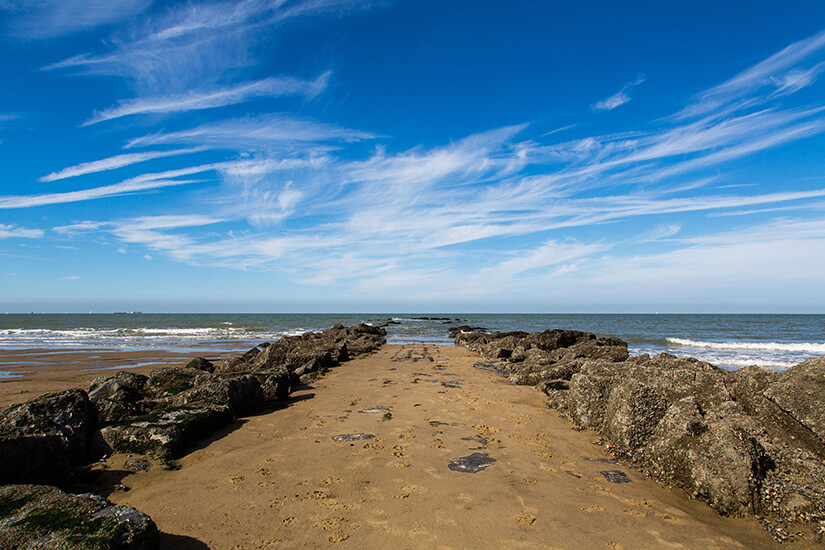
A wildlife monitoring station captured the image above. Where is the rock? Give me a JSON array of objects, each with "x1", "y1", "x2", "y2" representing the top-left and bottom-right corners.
[
  {"x1": 145, "y1": 367, "x2": 201, "y2": 399},
  {"x1": 254, "y1": 367, "x2": 293, "y2": 404},
  {"x1": 125, "y1": 458, "x2": 150, "y2": 472},
  {"x1": 763, "y1": 357, "x2": 825, "y2": 445},
  {"x1": 171, "y1": 374, "x2": 264, "y2": 416},
  {"x1": 100, "y1": 407, "x2": 232, "y2": 459},
  {"x1": 645, "y1": 400, "x2": 773, "y2": 516},
  {"x1": 0, "y1": 484, "x2": 159, "y2": 550},
  {"x1": 448, "y1": 325, "x2": 487, "y2": 337},
  {"x1": 602, "y1": 379, "x2": 669, "y2": 453},
  {"x1": 88, "y1": 372, "x2": 149, "y2": 423},
  {"x1": 184, "y1": 357, "x2": 215, "y2": 373},
  {"x1": 732, "y1": 366, "x2": 825, "y2": 455},
  {"x1": 0, "y1": 389, "x2": 98, "y2": 485},
  {"x1": 455, "y1": 329, "x2": 629, "y2": 388}
]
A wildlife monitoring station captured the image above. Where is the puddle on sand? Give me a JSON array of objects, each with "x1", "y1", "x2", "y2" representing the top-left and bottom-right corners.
[
  {"x1": 600, "y1": 470, "x2": 632, "y2": 483},
  {"x1": 332, "y1": 433, "x2": 375, "y2": 442},
  {"x1": 447, "y1": 452, "x2": 496, "y2": 473}
]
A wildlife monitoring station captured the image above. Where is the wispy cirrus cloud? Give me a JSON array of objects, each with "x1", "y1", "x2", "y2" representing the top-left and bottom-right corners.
[
  {"x1": 1, "y1": 164, "x2": 227, "y2": 209},
  {"x1": 40, "y1": 148, "x2": 205, "y2": 182},
  {"x1": 592, "y1": 74, "x2": 646, "y2": 111},
  {"x1": 84, "y1": 72, "x2": 331, "y2": 125},
  {"x1": 2, "y1": 0, "x2": 152, "y2": 38},
  {"x1": 125, "y1": 115, "x2": 376, "y2": 150},
  {"x1": 0, "y1": 224, "x2": 43, "y2": 239},
  {"x1": 42, "y1": 0, "x2": 375, "y2": 92},
  {"x1": 677, "y1": 28, "x2": 825, "y2": 120}
]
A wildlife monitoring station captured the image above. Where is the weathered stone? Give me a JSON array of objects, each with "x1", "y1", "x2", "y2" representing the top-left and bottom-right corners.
[
  {"x1": 0, "y1": 389, "x2": 98, "y2": 484},
  {"x1": 184, "y1": 357, "x2": 215, "y2": 373},
  {"x1": 88, "y1": 372, "x2": 149, "y2": 423},
  {"x1": 145, "y1": 367, "x2": 202, "y2": 399},
  {"x1": 645, "y1": 400, "x2": 773, "y2": 516},
  {"x1": 99, "y1": 407, "x2": 232, "y2": 459},
  {"x1": 763, "y1": 357, "x2": 825, "y2": 445},
  {"x1": 455, "y1": 329, "x2": 629, "y2": 388},
  {"x1": 0, "y1": 484, "x2": 158, "y2": 550},
  {"x1": 254, "y1": 367, "x2": 293, "y2": 404},
  {"x1": 602, "y1": 379, "x2": 669, "y2": 453},
  {"x1": 171, "y1": 374, "x2": 264, "y2": 416}
]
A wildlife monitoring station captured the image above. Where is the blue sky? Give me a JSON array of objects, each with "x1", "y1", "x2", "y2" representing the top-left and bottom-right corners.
[{"x1": 2, "y1": 1, "x2": 825, "y2": 313}]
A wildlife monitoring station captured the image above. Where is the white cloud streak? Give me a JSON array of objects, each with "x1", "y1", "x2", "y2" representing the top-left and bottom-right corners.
[
  {"x1": 0, "y1": 224, "x2": 44, "y2": 239},
  {"x1": 84, "y1": 72, "x2": 331, "y2": 125},
  {"x1": 39, "y1": 148, "x2": 205, "y2": 182},
  {"x1": 125, "y1": 115, "x2": 375, "y2": 150},
  {"x1": 3, "y1": 0, "x2": 152, "y2": 38},
  {"x1": 592, "y1": 74, "x2": 646, "y2": 112}
]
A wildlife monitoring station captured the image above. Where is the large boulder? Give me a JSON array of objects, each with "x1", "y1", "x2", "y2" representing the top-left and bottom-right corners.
[
  {"x1": 88, "y1": 372, "x2": 149, "y2": 423},
  {"x1": 762, "y1": 357, "x2": 825, "y2": 445},
  {"x1": 0, "y1": 484, "x2": 158, "y2": 550},
  {"x1": 644, "y1": 399, "x2": 773, "y2": 516},
  {"x1": 171, "y1": 375, "x2": 265, "y2": 416},
  {"x1": 99, "y1": 407, "x2": 232, "y2": 459},
  {"x1": 0, "y1": 389, "x2": 98, "y2": 484}
]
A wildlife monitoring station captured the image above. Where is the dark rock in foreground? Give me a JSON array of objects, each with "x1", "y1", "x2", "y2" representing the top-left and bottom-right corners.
[
  {"x1": 0, "y1": 484, "x2": 158, "y2": 550},
  {"x1": 456, "y1": 329, "x2": 825, "y2": 542},
  {"x1": 0, "y1": 389, "x2": 98, "y2": 485},
  {"x1": 100, "y1": 407, "x2": 233, "y2": 460}
]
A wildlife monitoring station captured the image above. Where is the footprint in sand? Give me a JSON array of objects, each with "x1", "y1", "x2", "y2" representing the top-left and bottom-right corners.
[
  {"x1": 328, "y1": 531, "x2": 349, "y2": 543},
  {"x1": 581, "y1": 504, "x2": 604, "y2": 512},
  {"x1": 522, "y1": 477, "x2": 538, "y2": 484},
  {"x1": 514, "y1": 512, "x2": 537, "y2": 526},
  {"x1": 392, "y1": 444, "x2": 406, "y2": 457}
]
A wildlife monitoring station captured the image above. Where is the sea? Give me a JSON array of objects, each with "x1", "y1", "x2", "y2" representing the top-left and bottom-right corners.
[{"x1": 0, "y1": 313, "x2": 823, "y2": 374}]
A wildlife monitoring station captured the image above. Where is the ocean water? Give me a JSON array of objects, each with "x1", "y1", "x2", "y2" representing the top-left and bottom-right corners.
[{"x1": 0, "y1": 313, "x2": 822, "y2": 373}]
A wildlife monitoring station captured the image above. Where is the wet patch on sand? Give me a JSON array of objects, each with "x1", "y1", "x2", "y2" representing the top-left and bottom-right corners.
[
  {"x1": 600, "y1": 470, "x2": 632, "y2": 484},
  {"x1": 447, "y1": 452, "x2": 496, "y2": 473}
]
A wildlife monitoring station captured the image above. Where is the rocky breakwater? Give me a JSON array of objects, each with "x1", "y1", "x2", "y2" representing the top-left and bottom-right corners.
[
  {"x1": 94, "y1": 323, "x2": 385, "y2": 460},
  {"x1": 0, "y1": 323, "x2": 384, "y2": 549},
  {"x1": 455, "y1": 328, "x2": 825, "y2": 544}
]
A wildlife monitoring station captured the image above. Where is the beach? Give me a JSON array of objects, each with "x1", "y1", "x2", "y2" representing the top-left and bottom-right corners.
[{"x1": 0, "y1": 341, "x2": 796, "y2": 548}]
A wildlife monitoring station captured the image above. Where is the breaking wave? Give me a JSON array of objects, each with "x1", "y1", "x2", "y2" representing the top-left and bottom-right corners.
[{"x1": 666, "y1": 337, "x2": 825, "y2": 354}]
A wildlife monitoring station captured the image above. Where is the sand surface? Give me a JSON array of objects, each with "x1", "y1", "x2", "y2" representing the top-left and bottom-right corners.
[{"x1": 49, "y1": 344, "x2": 783, "y2": 550}]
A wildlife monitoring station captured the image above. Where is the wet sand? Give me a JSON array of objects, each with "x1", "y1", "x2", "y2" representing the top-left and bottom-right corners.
[{"x1": 53, "y1": 344, "x2": 784, "y2": 550}]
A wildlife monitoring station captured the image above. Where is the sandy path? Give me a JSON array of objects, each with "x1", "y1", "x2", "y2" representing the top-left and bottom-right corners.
[{"x1": 93, "y1": 344, "x2": 781, "y2": 549}]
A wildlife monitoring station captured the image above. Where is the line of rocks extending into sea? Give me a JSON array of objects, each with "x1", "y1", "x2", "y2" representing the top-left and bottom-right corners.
[
  {"x1": 453, "y1": 327, "x2": 825, "y2": 544},
  {"x1": 0, "y1": 323, "x2": 385, "y2": 550}
]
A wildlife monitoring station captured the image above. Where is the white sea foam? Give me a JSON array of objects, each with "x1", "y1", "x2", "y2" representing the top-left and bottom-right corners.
[
  {"x1": 0, "y1": 326, "x2": 305, "y2": 346},
  {"x1": 667, "y1": 337, "x2": 825, "y2": 354}
]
